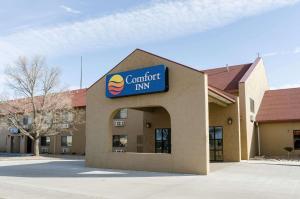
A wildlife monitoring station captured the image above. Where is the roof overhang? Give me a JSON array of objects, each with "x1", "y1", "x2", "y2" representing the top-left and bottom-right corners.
[
  {"x1": 208, "y1": 86, "x2": 235, "y2": 107},
  {"x1": 256, "y1": 119, "x2": 300, "y2": 124},
  {"x1": 240, "y1": 57, "x2": 262, "y2": 83}
]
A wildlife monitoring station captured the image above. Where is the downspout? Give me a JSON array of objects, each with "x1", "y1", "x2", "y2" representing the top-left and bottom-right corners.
[{"x1": 256, "y1": 122, "x2": 261, "y2": 156}]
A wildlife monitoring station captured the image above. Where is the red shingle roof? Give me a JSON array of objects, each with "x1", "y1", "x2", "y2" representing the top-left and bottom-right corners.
[
  {"x1": 1, "y1": 89, "x2": 86, "y2": 112},
  {"x1": 256, "y1": 88, "x2": 300, "y2": 123},
  {"x1": 202, "y1": 64, "x2": 252, "y2": 92},
  {"x1": 89, "y1": 49, "x2": 253, "y2": 103},
  {"x1": 68, "y1": 89, "x2": 86, "y2": 107}
]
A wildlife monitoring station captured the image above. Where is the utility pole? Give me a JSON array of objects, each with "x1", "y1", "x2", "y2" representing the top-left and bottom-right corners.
[{"x1": 80, "y1": 56, "x2": 83, "y2": 89}]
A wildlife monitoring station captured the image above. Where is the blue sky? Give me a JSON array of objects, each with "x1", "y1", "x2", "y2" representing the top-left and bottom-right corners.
[{"x1": 0, "y1": 0, "x2": 300, "y2": 90}]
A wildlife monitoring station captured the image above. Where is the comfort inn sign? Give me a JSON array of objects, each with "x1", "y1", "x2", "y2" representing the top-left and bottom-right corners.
[{"x1": 106, "y1": 65, "x2": 168, "y2": 98}]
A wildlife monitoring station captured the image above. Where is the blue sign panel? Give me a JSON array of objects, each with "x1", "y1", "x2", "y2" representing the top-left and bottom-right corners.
[{"x1": 106, "y1": 65, "x2": 168, "y2": 98}]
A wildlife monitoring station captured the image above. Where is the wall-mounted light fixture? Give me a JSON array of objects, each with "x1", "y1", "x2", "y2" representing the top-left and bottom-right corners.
[
  {"x1": 146, "y1": 121, "x2": 152, "y2": 128},
  {"x1": 227, "y1": 117, "x2": 233, "y2": 125}
]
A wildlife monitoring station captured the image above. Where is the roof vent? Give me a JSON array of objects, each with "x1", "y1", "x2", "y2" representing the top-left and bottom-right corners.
[{"x1": 226, "y1": 64, "x2": 229, "y2": 72}]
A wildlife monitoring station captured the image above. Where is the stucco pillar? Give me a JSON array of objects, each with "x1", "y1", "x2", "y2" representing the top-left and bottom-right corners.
[
  {"x1": 20, "y1": 135, "x2": 26, "y2": 153},
  {"x1": 230, "y1": 97, "x2": 241, "y2": 161},
  {"x1": 203, "y1": 74, "x2": 210, "y2": 173},
  {"x1": 6, "y1": 135, "x2": 11, "y2": 153}
]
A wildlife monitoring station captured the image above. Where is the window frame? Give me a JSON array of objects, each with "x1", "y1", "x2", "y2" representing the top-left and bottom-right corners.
[
  {"x1": 62, "y1": 112, "x2": 74, "y2": 122},
  {"x1": 209, "y1": 126, "x2": 224, "y2": 162},
  {"x1": 40, "y1": 136, "x2": 51, "y2": 147},
  {"x1": 112, "y1": 134, "x2": 128, "y2": 148},
  {"x1": 113, "y1": 109, "x2": 128, "y2": 119},
  {"x1": 22, "y1": 115, "x2": 33, "y2": 126},
  {"x1": 61, "y1": 135, "x2": 73, "y2": 147},
  {"x1": 23, "y1": 117, "x2": 28, "y2": 125},
  {"x1": 155, "y1": 128, "x2": 171, "y2": 154}
]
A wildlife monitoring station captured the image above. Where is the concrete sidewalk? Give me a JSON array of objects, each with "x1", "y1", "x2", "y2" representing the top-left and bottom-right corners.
[{"x1": 0, "y1": 158, "x2": 299, "y2": 198}]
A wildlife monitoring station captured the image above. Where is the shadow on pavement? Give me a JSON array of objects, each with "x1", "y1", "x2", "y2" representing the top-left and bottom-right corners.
[
  {"x1": 247, "y1": 161, "x2": 300, "y2": 167},
  {"x1": 0, "y1": 159, "x2": 195, "y2": 178},
  {"x1": 0, "y1": 152, "x2": 33, "y2": 157}
]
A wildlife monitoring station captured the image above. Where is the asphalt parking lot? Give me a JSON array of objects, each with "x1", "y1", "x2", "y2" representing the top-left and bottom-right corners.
[{"x1": 0, "y1": 156, "x2": 299, "y2": 199}]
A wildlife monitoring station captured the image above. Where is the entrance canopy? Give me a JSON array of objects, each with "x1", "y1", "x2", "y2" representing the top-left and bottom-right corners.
[{"x1": 208, "y1": 86, "x2": 235, "y2": 107}]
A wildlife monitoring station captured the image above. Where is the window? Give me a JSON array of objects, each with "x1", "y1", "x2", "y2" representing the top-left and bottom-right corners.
[
  {"x1": 23, "y1": 117, "x2": 28, "y2": 125},
  {"x1": 45, "y1": 113, "x2": 53, "y2": 124},
  {"x1": 209, "y1": 127, "x2": 223, "y2": 161},
  {"x1": 250, "y1": 98, "x2": 255, "y2": 113},
  {"x1": 114, "y1": 109, "x2": 128, "y2": 119},
  {"x1": 294, "y1": 130, "x2": 300, "y2": 150},
  {"x1": 63, "y1": 112, "x2": 73, "y2": 122},
  {"x1": 112, "y1": 135, "x2": 127, "y2": 148},
  {"x1": 23, "y1": 116, "x2": 32, "y2": 125},
  {"x1": 41, "y1": 136, "x2": 50, "y2": 146},
  {"x1": 155, "y1": 128, "x2": 171, "y2": 153},
  {"x1": 61, "y1": 136, "x2": 72, "y2": 147}
]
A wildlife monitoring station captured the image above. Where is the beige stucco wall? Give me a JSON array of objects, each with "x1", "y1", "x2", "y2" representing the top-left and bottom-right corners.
[
  {"x1": 0, "y1": 128, "x2": 8, "y2": 152},
  {"x1": 86, "y1": 49, "x2": 209, "y2": 174},
  {"x1": 0, "y1": 108, "x2": 86, "y2": 155},
  {"x1": 111, "y1": 107, "x2": 170, "y2": 153},
  {"x1": 56, "y1": 130, "x2": 85, "y2": 154},
  {"x1": 72, "y1": 122, "x2": 86, "y2": 155},
  {"x1": 143, "y1": 107, "x2": 171, "y2": 153},
  {"x1": 46, "y1": 121, "x2": 86, "y2": 155},
  {"x1": 259, "y1": 122, "x2": 300, "y2": 156},
  {"x1": 56, "y1": 108, "x2": 86, "y2": 155},
  {"x1": 10, "y1": 136, "x2": 20, "y2": 153},
  {"x1": 239, "y1": 59, "x2": 269, "y2": 159},
  {"x1": 19, "y1": 136, "x2": 26, "y2": 153},
  {"x1": 209, "y1": 98, "x2": 241, "y2": 162}
]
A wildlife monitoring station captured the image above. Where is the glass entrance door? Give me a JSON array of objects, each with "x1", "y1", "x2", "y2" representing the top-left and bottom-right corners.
[
  {"x1": 155, "y1": 128, "x2": 171, "y2": 153},
  {"x1": 209, "y1": 127, "x2": 223, "y2": 161}
]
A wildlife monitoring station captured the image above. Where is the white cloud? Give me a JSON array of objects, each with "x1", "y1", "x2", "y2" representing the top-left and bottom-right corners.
[
  {"x1": 67, "y1": 85, "x2": 80, "y2": 90},
  {"x1": 263, "y1": 52, "x2": 279, "y2": 57},
  {"x1": 60, "y1": 5, "x2": 81, "y2": 14},
  {"x1": 0, "y1": 0, "x2": 299, "y2": 67},
  {"x1": 294, "y1": 47, "x2": 300, "y2": 54},
  {"x1": 263, "y1": 46, "x2": 300, "y2": 57}
]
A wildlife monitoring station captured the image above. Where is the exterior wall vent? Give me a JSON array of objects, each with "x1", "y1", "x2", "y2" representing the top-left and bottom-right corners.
[
  {"x1": 61, "y1": 124, "x2": 70, "y2": 129},
  {"x1": 114, "y1": 120, "x2": 125, "y2": 127}
]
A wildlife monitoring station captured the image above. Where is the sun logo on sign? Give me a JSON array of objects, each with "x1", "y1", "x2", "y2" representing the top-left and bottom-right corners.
[{"x1": 108, "y1": 74, "x2": 124, "y2": 95}]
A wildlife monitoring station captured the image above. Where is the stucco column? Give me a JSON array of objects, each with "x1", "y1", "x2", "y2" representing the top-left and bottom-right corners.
[
  {"x1": 20, "y1": 135, "x2": 26, "y2": 153},
  {"x1": 6, "y1": 135, "x2": 11, "y2": 153},
  {"x1": 231, "y1": 97, "x2": 241, "y2": 161},
  {"x1": 203, "y1": 74, "x2": 210, "y2": 173}
]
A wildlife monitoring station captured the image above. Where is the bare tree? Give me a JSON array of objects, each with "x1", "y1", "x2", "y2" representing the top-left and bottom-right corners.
[{"x1": 0, "y1": 56, "x2": 84, "y2": 156}]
